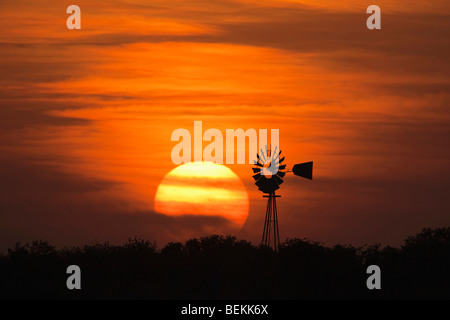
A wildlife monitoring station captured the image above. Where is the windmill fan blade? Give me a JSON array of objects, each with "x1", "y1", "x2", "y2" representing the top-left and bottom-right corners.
[
  {"x1": 253, "y1": 173, "x2": 262, "y2": 181},
  {"x1": 272, "y1": 145, "x2": 278, "y2": 158},
  {"x1": 252, "y1": 167, "x2": 261, "y2": 174},
  {"x1": 292, "y1": 161, "x2": 313, "y2": 180},
  {"x1": 274, "y1": 156, "x2": 285, "y2": 166},
  {"x1": 256, "y1": 178, "x2": 279, "y2": 193},
  {"x1": 253, "y1": 161, "x2": 263, "y2": 167},
  {"x1": 278, "y1": 164, "x2": 286, "y2": 170},
  {"x1": 259, "y1": 149, "x2": 267, "y2": 162},
  {"x1": 268, "y1": 179, "x2": 280, "y2": 191},
  {"x1": 255, "y1": 178, "x2": 268, "y2": 189},
  {"x1": 273, "y1": 175, "x2": 283, "y2": 186},
  {"x1": 256, "y1": 154, "x2": 266, "y2": 166},
  {"x1": 276, "y1": 150, "x2": 281, "y2": 159},
  {"x1": 276, "y1": 171, "x2": 286, "y2": 178},
  {"x1": 272, "y1": 151, "x2": 281, "y2": 161}
]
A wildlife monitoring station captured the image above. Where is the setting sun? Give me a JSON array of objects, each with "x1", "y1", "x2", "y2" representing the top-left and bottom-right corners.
[{"x1": 154, "y1": 162, "x2": 249, "y2": 227}]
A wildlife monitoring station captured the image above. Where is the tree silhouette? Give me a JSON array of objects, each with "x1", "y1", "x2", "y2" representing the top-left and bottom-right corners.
[{"x1": 1, "y1": 228, "x2": 449, "y2": 299}]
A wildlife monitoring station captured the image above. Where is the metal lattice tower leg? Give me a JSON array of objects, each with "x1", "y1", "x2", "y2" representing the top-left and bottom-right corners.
[{"x1": 262, "y1": 192, "x2": 281, "y2": 251}]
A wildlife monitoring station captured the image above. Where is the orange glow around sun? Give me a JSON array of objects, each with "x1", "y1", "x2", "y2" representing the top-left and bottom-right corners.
[{"x1": 154, "y1": 162, "x2": 249, "y2": 227}]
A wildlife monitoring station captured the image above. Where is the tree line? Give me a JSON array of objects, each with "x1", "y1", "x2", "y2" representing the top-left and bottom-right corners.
[{"x1": 1, "y1": 227, "x2": 449, "y2": 299}]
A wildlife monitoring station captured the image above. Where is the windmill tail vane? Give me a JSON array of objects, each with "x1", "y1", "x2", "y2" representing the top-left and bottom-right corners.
[{"x1": 252, "y1": 145, "x2": 313, "y2": 251}]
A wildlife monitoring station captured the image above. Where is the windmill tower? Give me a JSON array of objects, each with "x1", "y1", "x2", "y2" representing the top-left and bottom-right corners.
[{"x1": 252, "y1": 146, "x2": 313, "y2": 251}]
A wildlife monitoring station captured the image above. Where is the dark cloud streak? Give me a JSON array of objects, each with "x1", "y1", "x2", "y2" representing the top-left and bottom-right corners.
[{"x1": 0, "y1": 156, "x2": 238, "y2": 252}]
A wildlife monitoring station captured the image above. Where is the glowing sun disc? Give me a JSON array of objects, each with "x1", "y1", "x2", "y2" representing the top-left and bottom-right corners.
[{"x1": 154, "y1": 162, "x2": 249, "y2": 227}]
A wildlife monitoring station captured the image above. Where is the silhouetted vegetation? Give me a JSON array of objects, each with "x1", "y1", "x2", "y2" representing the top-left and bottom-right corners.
[{"x1": 1, "y1": 228, "x2": 450, "y2": 299}]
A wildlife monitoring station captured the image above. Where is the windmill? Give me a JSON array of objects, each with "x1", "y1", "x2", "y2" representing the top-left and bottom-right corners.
[{"x1": 252, "y1": 145, "x2": 313, "y2": 251}]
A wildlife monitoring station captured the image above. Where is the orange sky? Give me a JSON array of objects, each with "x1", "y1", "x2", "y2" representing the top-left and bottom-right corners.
[{"x1": 0, "y1": 0, "x2": 449, "y2": 250}]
